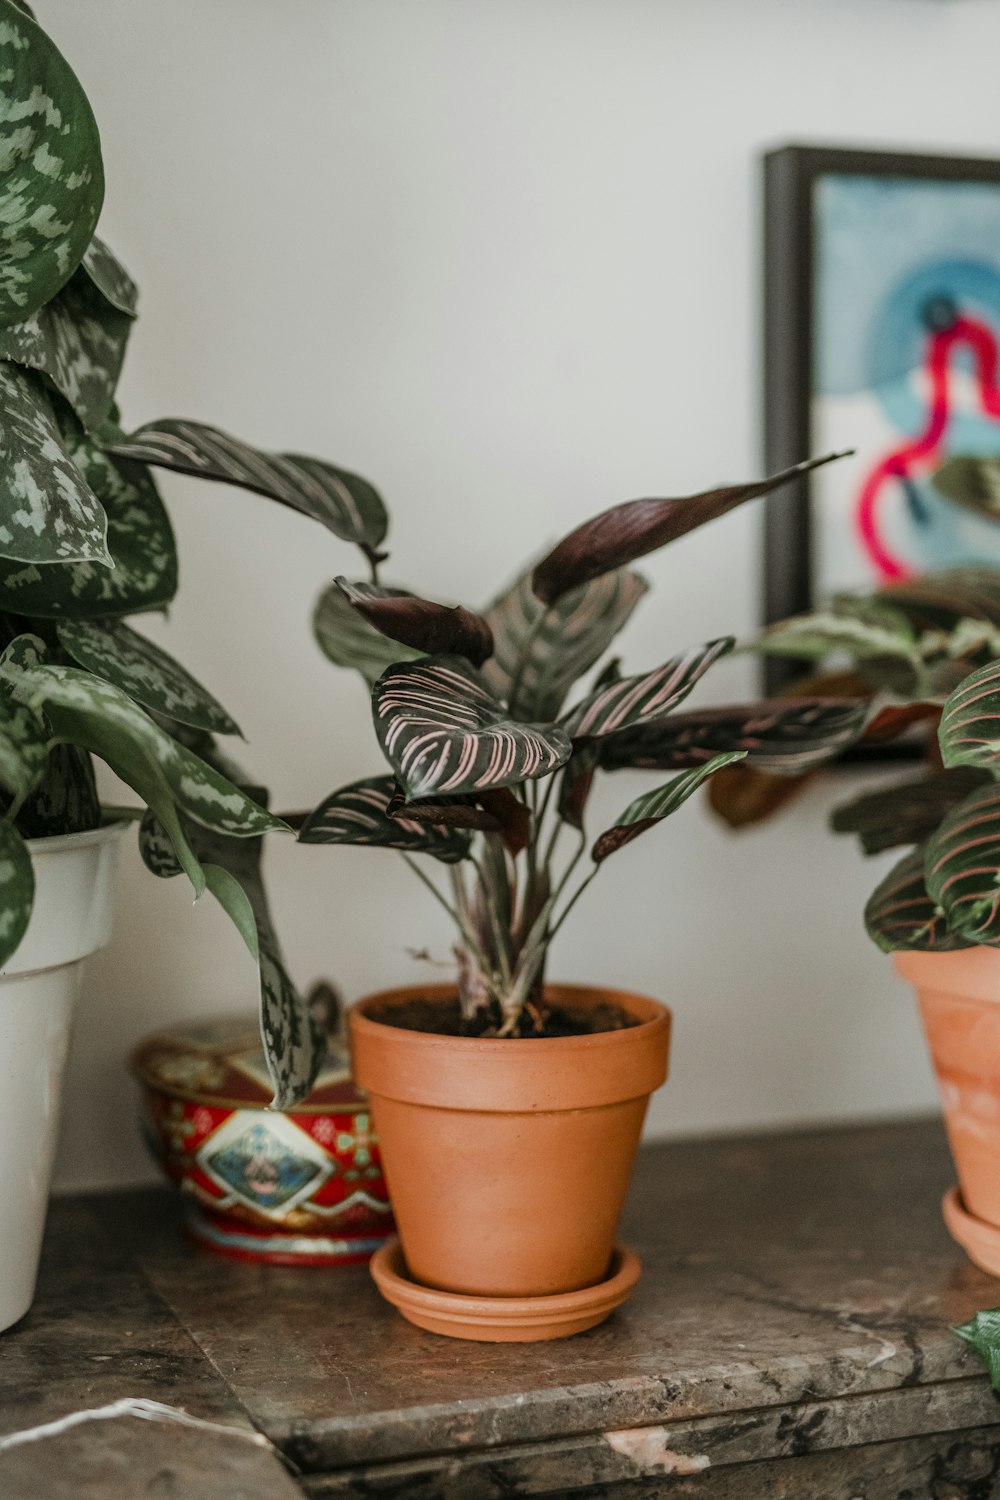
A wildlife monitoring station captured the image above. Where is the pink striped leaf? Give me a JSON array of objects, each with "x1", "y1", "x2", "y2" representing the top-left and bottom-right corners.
[
  {"x1": 925, "y1": 781, "x2": 1000, "y2": 944},
  {"x1": 561, "y1": 638, "x2": 734, "y2": 741},
  {"x1": 938, "y1": 660, "x2": 1000, "y2": 774},
  {"x1": 299, "y1": 775, "x2": 471, "y2": 863},
  {"x1": 599, "y1": 698, "x2": 867, "y2": 774},
  {"x1": 107, "y1": 418, "x2": 388, "y2": 560},
  {"x1": 864, "y1": 847, "x2": 970, "y2": 954},
  {"x1": 373, "y1": 655, "x2": 571, "y2": 800},
  {"x1": 592, "y1": 752, "x2": 746, "y2": 863}
]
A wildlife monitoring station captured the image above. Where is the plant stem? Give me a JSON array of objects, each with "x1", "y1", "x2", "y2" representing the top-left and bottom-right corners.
[
  {"x1": 547, "y1": 862, "x2": 601, "y2": 945},
  {"x1": 400, "y1": 853, "x2": 462, "y2": 925}
]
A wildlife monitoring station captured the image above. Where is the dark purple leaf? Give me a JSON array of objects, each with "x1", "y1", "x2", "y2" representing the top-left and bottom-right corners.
[
  {"x1": 600, "y1": 698, "x2": 867, "y2": 775},
  {"x1": 336, "y1": 578, "x2": 493, "y2": 667}
]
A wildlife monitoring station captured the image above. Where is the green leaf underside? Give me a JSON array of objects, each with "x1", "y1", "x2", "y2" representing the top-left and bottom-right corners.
[
  {"x1": 14, "y1": 740, "x2": 97, "y2": 835},
  {"x1": 373, "y1": 655, "x2": 572, "y2": 800},
  {"x1": 336, "y1": 578, "x2": 493, "y2": 667},
  {"x1": 0, "y1": 1, "x2": 104, "y2": 325},
  {"x1": 939, "y1": 659, "x2": 1000, "y2": 774},
  {"x1": 592, "y1": 752, "x2": 747, "y2": 862},
  {"x1": 57, "y1": 618, "x2": 240, "y2": 735},
  {"x1": 0, "y1": 437, "x2": 176, "y2": 617},
  {"x1": 0, "y1": 236, "x2": 135, "y2": 430},
  {"x1": 600, "y1": 699, "x2": 868, "y2": 775},
  {"x1": 0, "y1": 816, "x2": 33, "y2": 964},
  {"x1": 480, "y1": 566, "x2": 648, "y2": 721},
  {"x1": 933, "y1": 456, "x2": 1000, "y2": 522},
  {"x1": 954, "y1": 1307, "x2": 1000, "y2": 1391},
  {"x1": 0, "y1": 365, "x2": 110, "y2": 565},
  {"x1": 531, "y1": 453, "x2": 847, "y2": 604},
  {"x1": 831, "y1": 767, "x2": 992, "y2": 857},
  {"x1": 313, "y1": 580, "x2": 421, "y2": 686},
  {"x1": 925, "y1": 781, "x2": 1000, "y2": 944},
  {"x1": 108, "y1": 419, "x2": 388, "y2": 553},
  {"x1": 562, "y1": 638, "x2": 734, "y2": 740},
  {"x1": 299, "y1": 775, "x2": 471, "y2": 863},
  {"x1": 78, "y1": 235, "x2": 137, "y2": 319},
  {"x1": 865, "y1": 847, "x2": 969, "y2": 953}
]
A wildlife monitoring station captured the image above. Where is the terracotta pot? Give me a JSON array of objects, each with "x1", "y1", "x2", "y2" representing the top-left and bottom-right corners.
[
  {"x1": 349, "y1": 982, "x2": 670, "y2": 1302},
  {"x1": 895, "y1": 948, "x2": 1000, "y2": 1227}
]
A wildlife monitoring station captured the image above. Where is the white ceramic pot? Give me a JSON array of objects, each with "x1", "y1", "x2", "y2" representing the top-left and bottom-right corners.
[{"x1": 0, "y1": 822, "x2": 124, "y2": 1333}]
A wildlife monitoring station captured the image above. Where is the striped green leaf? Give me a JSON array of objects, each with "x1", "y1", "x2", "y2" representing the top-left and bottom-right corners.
[
  {"x1": 592, "y1": 752, "x2": 747, "y2": 863},
  {"x1": 374, "y1": 655, "x2": 571, "y2": 800},
  {"x1": 865, "y1": 847, "x2": 969, "y2": 954},
  {"x1": 755, "y1": 610, "x2": 919, "y2": 664},
  {"x1": 56, "y1": 618, "x2": 240, "y2": 736},
  {"x1": 0, "y1": 365, "x2": 110, "y2": 565},
  {"x1": 562, "y1": 638, "x2": 734, "y2": 741},
  {"x1": 0, "y1": 433, "x2": 176, "y2": 618},
  {"x1": 480, "y1": 566, "x2": 648, "y2": 720},
  {"x1": 299, "y1": 774, "x2": 471, "y2": 863},
  {"x1": 925, "y1": 782, "x2": 1000, "y2": 944},
  {"x1": 600, "y1": 699, "x2": 867, "y2": 775},
  {"x1": 107, "y1": 418, "x2": 388, "y2": 558},
  {"x1": 831, "y1": 767, "x2": 991, "y2": 856},
  {"x1": 335, "y1": 577, "x2": 493, "y2": 666},
  {"x1": 0, "y1": 237, "x2": 136, "y2": 430},
  {"x1": 0, "y1": 817, "x2": 33, "y2": 964},
  {"x1": 0, "y1": 1, "x2": 104, "y2": 325},
  {"x1": 0, "y1": 682, "x2": 48, "y2": 799},
  {"x1": 939, "y1": 661, "x2": 1000, "y2": 775},
  {"x1": 313, "y1": 579, "x2": 422, "y2": 686}
]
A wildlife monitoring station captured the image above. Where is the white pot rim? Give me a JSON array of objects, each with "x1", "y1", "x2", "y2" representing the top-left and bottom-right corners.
[{"x1": 24, "y1": 819, "x2": 131, "y2": 856}]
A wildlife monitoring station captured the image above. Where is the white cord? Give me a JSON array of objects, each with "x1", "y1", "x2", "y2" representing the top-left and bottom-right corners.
[{"x1": 0, "y1": 1399, "x2": 274, "y2": 1456}]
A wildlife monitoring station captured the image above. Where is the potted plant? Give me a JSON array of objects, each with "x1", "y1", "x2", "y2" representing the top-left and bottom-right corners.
[
  {"x1": 299, "y1": 452, "x2": 867, "y2": 1340},
  {"x1": 0, "y1": 2, "x2": 399, "y2": 1329}
]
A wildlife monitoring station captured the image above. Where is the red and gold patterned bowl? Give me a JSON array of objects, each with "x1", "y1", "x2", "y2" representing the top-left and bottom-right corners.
[{"x1": 130, "y1": 1014, "x2": 394, "y2": 1265}]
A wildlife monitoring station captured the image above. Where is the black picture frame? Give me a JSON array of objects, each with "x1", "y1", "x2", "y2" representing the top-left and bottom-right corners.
[{"x1": 762, "y1": 144, "x2": 1000, "y2": 696}]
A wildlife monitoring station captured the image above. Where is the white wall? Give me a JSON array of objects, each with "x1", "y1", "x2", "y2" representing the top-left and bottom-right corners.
[{"x1": 40, "y1": 0, "x2": 1000, "y2": 1191}]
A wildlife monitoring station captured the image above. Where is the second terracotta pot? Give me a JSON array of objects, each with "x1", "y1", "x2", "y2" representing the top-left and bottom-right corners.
[{"x1": 349, "y1": 982, "x2": 670, "y2": 1299}]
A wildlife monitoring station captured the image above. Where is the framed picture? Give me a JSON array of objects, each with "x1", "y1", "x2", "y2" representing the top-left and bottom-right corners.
[{"x1": 763, "y1": 145, "x2": 1000, "y2": 689}]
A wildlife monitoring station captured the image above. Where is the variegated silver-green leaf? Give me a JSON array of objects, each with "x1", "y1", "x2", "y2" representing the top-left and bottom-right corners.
[
  {"x1": 57, "y1": 618, "x2": 240, "y2": 735},
  {"x1": 0, "y1": 816, "x2": 33, "y2": 964},
  {"x1": 754, "y1": 610, "x2": 921, "y2": 665},
  {"x1": 299, "y1": 774, "x2": 471, "y2": 863},
  {"x1": 562, "y1": 638, "x2": 734, "y2": 741},
  {"x1": 0, "y1": 1, "x2": 104, "y2": 325},
  {"x1": 374, "y1": 655, "x2": 571, "y2": 800},
  {"x1": 600, "y1": 698, "x2": 868, "y2": 775},
  {"x1": 0, "y1": 365, "x2": 110, "y2": 565},
  {"x1": 480, "y1": 566, "x2": 648, "y2": 721},
  {"x1": 925, "y1": 782, "x2": 1000, "y2": 944},
  {"x1": 0, "y1": 237, "x2": 135, "y2": 429},
  {"x1": 108, "y1": 418, "x2": 388, "y2": 555},
  {"x1": 0, "y1": 435, "x2": 176, "y2": 617},
  {"x1": 13, "y1": 742, "x2": 97, "y2": 836},
  {"x1": 79, "y1": 235, "x2": 136, "y2": 319},
  {"x1": 865, "y1": 846, "x2": 968, "y2": 954},
  {"x1": 938, "y1": 660, "x2": 1000, "y2": 775},
  {"x1": 138, "y1": 806, "x2": 182, "y2": 877},
  {"x1": 592, "y1": 751, "x2": 746, "y2": 862},
  {"x1": 0, "y1": 679, "x2": 47, "y2": 798},
  {"x1": 313, "y1": 579, "x2": 421, "y2": 686}
]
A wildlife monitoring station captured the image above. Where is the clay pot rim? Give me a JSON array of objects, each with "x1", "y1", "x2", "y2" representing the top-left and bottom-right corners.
[{"x1": 894, "y1": 946, "x2": 1000, "y2": 1005}]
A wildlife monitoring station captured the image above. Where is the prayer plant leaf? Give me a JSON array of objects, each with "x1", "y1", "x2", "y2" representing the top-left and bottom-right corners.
[
  {"x1": 0, "y1": 0, "x2": 104, "y2": 326},
  {"x1": 0, "y1": 237, "x2": 135, "y2": 430},
  {"x1": 313, "y1": 579, "x2": 421, "y2": 686},
  {"x1": 755, "y1": 611, "x2": 920, "y2": 663},
  {"x1": 562, "y1": 638, "x2": 734, "y2": 741},
  {"x1": 0, "y1": 365, "x2": 110, "y2": 565},
  {"x1": 925, "y1": 781, "x2": 1000, "y2": 945},
  {"x1": 0, "y1": 434, "x2": 177, "y2": 618},
  {"x1": 480, "y1": 566, "x2": 648, "y2": 721},
  {"x1": 877, "y1": 567, "x2": 1000, "y2": 632},
  {"x1": 107, "y1": 418, "x2": 388, "y2": 556},
  {"x1": 373, "y1": 655, "x2": 572, "y2": 800},
  {"x1": 600, "y1": 698, "x2": 868, "y2": 775},
  {"x1": 938, "y1": 660, "x2": 1000, "y2": 775},
  {"x1": 56, "y1": 618, "x2": 241, "y2": 735},
  {"x1": 531, "y1": 453, "x2": 848, "y2": 604},
  {"x1": 831, "y1": 767, "x2": 991, "y2": 857},
  {"x1": 385, "y1": 782, "x2": 502, "y2": 833},
  {"x1": 865, "y1": 846, "x2": 969, "y2": 954},
  {"x1": 299, "y1": 774, "x2": 471, "y2": 864},
  {"x1": 558, "y1": 744, "x2": 599, "y2": 830},
  {"x1": 0, "y1": 817, "x2": 34, "y2": 965},
  {"x1": 954, "y1": 1307, "x2": 1000, "y2": 1391},
  {"x1": 932, "y1": 456, "x2": 1000, "y2": 524},
  {"x1": 592, "y1": 751, "x2": 747, "y2": 863},
  {"x1": 335, "y1": 577, "x2": 493, "y2": 667}
]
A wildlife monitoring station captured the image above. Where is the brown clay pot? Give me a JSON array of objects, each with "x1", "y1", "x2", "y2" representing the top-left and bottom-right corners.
[
  {"x1": 349, "y1": 981, "x2": 670, "y2": 1301},
  {"x1": 895, "y1": 948, "x2": 1000, "y2": 1228}
]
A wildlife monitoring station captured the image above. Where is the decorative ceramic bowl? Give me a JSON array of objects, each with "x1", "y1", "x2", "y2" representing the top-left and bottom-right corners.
[{"x1": 131, "y1": 1013, "x2": 394, "y2": 1265}]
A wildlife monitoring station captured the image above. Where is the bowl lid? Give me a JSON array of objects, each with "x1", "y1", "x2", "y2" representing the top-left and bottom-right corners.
[{"x1": 130, "y1": 1012, "x2": 366, "y2": 1114}]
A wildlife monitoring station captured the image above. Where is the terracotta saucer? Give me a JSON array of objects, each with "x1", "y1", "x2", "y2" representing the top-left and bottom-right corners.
[
  {"x1": 942, "y1": 1186, "x2": 1000, "y2": 1276},
  {"x1": 369, "y1": 1239, "x2": 641, "y2": 1342}
]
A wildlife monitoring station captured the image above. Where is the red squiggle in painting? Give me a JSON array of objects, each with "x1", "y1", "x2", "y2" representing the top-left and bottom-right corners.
[{"x1": 857, "y1": 313, "x2": 1000, "y2": 579}]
